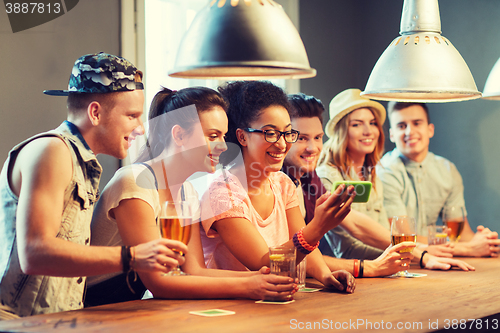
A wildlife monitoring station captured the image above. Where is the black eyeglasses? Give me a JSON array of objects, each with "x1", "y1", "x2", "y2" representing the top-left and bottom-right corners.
[{"x1": 243, "y1": 128, "x2": 299, "y2": 143}]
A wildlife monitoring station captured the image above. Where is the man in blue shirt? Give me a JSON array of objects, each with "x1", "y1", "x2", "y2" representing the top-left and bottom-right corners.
[{"x1": 378, "y1": 102, "x2": 500, "y2": 257}]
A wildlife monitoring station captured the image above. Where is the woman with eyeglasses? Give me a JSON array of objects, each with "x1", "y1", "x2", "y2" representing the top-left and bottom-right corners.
[
  {"x1": 85, "y1": 87, "x2": 296, "y2": 306},
  {"x1": 200, "y1": 81, "x2": 357, "y2": 293}
]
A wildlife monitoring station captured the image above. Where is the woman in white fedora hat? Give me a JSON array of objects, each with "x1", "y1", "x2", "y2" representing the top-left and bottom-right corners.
[
  {"x1": 317, "y1": 88, "x2": 388, "y2": 231},
  {"x1": 316, "y1": 88, "x2": 475, "y2": 272}
]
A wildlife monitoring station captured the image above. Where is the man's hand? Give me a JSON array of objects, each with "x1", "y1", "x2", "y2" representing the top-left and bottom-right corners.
[
  {"x1": 476, "y1": 225, "x2": 499, "y2": 239},
  {"x1": 133, "y1": 238, "x2": 188, "y2": 273},
  {"x1": 365, "y1": 242, "x2": 414, "y2": 277},
  {"x1": 423, "y1": 254, "x2": 475, "y2": 271},
  {"x1": 424, "y1": 243, "x2": 454, "y2": 258},
  {"x1": 321, "y1": 270, "x2": 356, "y2": 293},
  {"x1": 452, "y1": 226, "x2": 500, "y2": 257}
]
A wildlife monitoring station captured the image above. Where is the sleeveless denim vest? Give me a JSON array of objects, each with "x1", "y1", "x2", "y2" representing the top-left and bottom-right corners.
[{"x1": 0, "y1": 121, "x2": 102, "y2": 317}]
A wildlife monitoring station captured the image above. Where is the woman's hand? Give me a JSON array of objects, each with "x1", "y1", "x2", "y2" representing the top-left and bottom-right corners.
[
  {"x1": 313, "y1": 184, "x2": 356, "y2": 234},
  {"x1": 423, "y1": 253, "x2": 475, "y2": 271},
  {"x1": 243, "y1": 267, "x2": 297, "y2": 300},
  {"x1": 365, "y1": 242, "x2": 414, "y2": 277},
  {"x1": 424, "y1": 243, "x2": 454, "y2": 258},
  {"x1": 132, "y1": 238, "x2": 187, "y2": 273},
  {"x1": 320, "y1": 270, "x2": 356, "y2": 293}
]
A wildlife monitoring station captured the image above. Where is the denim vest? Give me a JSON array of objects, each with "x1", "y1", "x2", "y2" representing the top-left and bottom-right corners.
[{"x1": 0, "y1": 121, "x2": 102, "y2": 317}]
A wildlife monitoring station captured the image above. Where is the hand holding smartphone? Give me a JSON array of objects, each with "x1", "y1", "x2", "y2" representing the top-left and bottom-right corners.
[{"x1": 331, "y1": 181, "x2": 372, "y2": 203}]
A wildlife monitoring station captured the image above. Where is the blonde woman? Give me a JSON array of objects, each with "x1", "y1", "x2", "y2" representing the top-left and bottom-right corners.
[
  {"x1": 317, "y1": 88, "x2": 388, "y2": 231},
  {"x1": 316, "y1": 88, "x2": 475, "y2": 271}
]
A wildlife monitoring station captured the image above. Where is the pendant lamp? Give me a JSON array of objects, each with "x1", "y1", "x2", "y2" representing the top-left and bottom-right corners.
[
  {"x1": 482, "y1": 57, "x2": 500, "y2": 100},
  {"x1": 168, "y1": 0, "x2": 316, "y2": 80},
  {"x1": 361, "y1": 0, "x2": 481, "y2": 103}
]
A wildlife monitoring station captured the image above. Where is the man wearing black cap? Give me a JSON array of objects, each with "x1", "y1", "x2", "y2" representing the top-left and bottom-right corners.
[{"x1": 0, "y1": 53, "x2": 186, "y2": 319}]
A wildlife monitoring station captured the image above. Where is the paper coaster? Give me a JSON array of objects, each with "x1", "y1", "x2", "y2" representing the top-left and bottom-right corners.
[{"x1": 189, "y1": 309, "x2": 236, "y2": 317}]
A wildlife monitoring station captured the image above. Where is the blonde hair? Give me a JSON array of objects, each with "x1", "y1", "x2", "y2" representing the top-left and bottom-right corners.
[{"x1": 317, "y1": 108, "x2": 385, "y2": 189}]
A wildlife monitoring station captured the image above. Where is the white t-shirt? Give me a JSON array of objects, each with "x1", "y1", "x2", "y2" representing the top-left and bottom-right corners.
[{"x1": 87, "y1": 163, "x2": 200, "y2": 286}]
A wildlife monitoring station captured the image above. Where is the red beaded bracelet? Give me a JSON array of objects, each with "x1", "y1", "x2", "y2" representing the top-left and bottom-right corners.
[
  {"x1": 296, "y1": 227, "x2": 320, "y2": 252},
  {"x1": 293, "y1": 232, "x2": 310, "y2": 254}
]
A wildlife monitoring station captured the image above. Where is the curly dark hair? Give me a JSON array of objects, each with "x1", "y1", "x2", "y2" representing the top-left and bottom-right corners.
[{"x1": 218, "y1": 81, "x2": 291, "y2": 165}]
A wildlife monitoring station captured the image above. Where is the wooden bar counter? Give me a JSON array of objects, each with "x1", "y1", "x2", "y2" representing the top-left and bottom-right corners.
[{"x1": 1, "y1": 257, "x2": 499, "y2": 332}]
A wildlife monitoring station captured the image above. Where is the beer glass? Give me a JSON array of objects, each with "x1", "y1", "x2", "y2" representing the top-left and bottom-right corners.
[
  {"x1": 390, "y1": 216, "x2": 417, "y2": 277},
  {"x1": 159, "y1": 201, "x2": 192, "y2": 276},
  {"x1": 442, "y1": 206, "x2": 465, "y2": 242}
]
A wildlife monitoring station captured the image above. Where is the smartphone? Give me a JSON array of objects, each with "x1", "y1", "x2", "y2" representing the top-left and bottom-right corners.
[{"x1": 331, "y1": 180, "x2": 372, "y2": 203}]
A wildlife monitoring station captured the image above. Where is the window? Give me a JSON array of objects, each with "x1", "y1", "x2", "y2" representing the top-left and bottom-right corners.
[
  {"x1": 122, "y1": 0, "x2": 299, "y2": 164},
  {"x1": 144, "y1": 0, "x2": 217, "y2": 109}
]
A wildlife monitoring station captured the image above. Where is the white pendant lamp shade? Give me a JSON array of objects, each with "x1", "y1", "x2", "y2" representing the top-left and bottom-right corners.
[
  {"x1": 362, "y1": 0, "x2": 481, "y2": 103},
  {"x1": 483, "y1": 57, "x2": 500, "y2": 100},
  {"x1": 168, "y1": 0, "x2": 316, "y2": 80}
]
